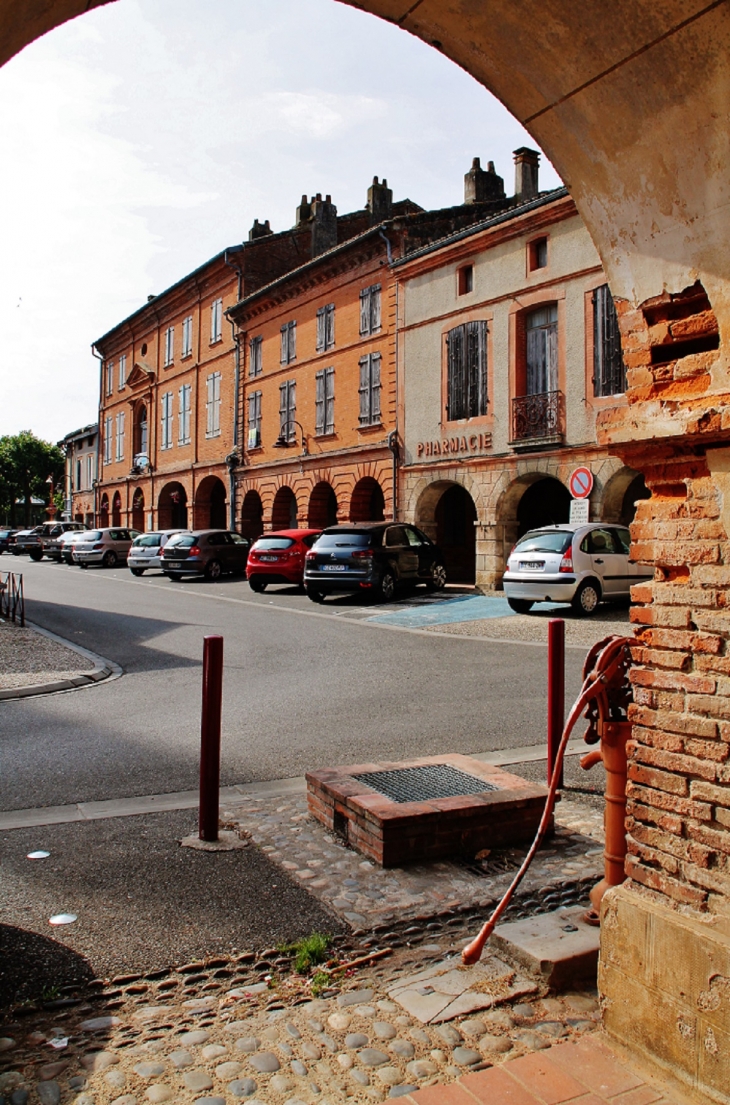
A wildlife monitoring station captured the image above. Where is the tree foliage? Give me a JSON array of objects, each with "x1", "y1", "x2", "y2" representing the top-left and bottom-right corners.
[{"x1": 0, "y1": 431, "x2": 65, "y2": 526}]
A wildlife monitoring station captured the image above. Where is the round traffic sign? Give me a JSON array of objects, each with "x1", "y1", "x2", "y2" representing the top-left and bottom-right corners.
[{"x1": 569, "y1": 467, "x2": 593, "y2": 499}]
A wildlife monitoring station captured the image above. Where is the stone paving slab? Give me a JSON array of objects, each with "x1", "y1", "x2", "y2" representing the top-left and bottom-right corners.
[{"x1": 387, "y1": 955, "x2": 538, "y2": 1024}]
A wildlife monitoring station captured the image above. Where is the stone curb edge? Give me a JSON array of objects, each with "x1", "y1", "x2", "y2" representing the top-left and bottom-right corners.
[{"x1": 0, "y1": 620, "x2": 123, "y2": 700}]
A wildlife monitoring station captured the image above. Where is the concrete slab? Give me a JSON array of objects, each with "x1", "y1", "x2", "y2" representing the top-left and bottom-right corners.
[
  {"x1": 387, "y1": 954, "x2": 538, "y2": 1024},
  {"x1": 491, "y1": 905, "x2": 600, "y2": 989}
]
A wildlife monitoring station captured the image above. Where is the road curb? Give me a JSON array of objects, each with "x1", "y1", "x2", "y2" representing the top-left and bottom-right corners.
[{"x1": 0, "y1": 620, "x2": 122, "y2": 700}]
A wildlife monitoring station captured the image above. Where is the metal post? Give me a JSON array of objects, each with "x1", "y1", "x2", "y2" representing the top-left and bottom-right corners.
[
  {"x1": 547, "y1": 618, "x2": 565, "y2": 788},
  {"x1": 199, "y1": 634, "x2": 224, "y2": 841}
]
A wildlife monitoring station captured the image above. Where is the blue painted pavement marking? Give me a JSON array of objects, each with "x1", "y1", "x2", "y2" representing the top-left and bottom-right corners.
[{"x1": 367, "y1": 594, "x2": 517, "y2": 627}]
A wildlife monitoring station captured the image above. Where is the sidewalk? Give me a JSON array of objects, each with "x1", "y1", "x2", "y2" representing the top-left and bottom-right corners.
[{"x1": 0, "y1": 618, "x2": 118, "y2": 699}]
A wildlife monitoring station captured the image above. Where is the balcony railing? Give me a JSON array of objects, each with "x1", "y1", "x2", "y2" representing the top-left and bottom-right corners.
[{"x1": 511, "y1": 390, "x2": 564, "y2": 449}]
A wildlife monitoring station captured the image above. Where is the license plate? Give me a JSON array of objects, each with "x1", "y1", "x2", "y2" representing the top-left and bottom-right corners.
[
  {"x1": 168, "y1": 562, "x2": 183, "y2": 569},
  {"x1": 260, "y1": 555, "x2": 279, "y2": 562},
  {"x1": 520, "y1": 561, "x2": 544, "y2": 570},
  {"x1": 322, "y1": 564, "x2": 347, "y2": 571}
]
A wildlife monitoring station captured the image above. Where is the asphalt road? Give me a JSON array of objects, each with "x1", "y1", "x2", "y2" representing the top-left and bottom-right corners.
[{"x1": 1, "y1": 560, "x2": 586, "y2": 812}]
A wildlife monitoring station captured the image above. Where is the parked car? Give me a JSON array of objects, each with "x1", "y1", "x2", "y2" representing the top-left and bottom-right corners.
[
  {"x1": 37, "y1": 521, "x2": 87, "y2": 561},
  {"x1": 128, "y1": 530, "x2": 188, "y2": 576},
  {"x1": 246, "y1": 529, "x2": 321, "y2": 592},
  {"x1": 59, "y1": 530, "x2": 89, "y2": 565},
  {"x1": 304, "y1": 522, "x2": 447, "y2": 603},
  {"x1": 162, "y1": 530, "x2": 251, "y2": 581},
  {"x1": 73, "y1": 528, "x2": 139, "y2": 568},
  {"x1": 502, "y1": 523, "x2": 652, "y2": 616},
  {"x1": 12, "y1": 527, "x2": 43, "y2": 555},
  {"x1": 0, "y1": 529, "x2": 18, "y2": 554}
]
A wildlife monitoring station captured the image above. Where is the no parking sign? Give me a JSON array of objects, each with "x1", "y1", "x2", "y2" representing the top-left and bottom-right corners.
[{"x1": 569, "y1": 467, "x2": 593, "y2": 499}]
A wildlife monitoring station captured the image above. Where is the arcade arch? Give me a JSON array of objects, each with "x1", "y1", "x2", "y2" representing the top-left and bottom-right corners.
[
  {"x1": 350, "y1": 477, "x2": 385, "y2": 523},
  {"x1": 132, "y1": 488, "x2": 144, "y2": 532},
  {"x1": 308, "y1": 482, "x2": 338, "y2": 529},
  {"x1": 158, "y1": 482, "x2": 188, "y2": 530},
  {"x1": 240, "y1": 490, "x2": 264, "y2": 541},
  {"x1": 600, "y1": 466, "x2": 650, "y2": 527},
  {"x1": 194, "y1": 475, "x2": 227, "y2": 530},
  {"x1": 415, "y1": 480, "x2": 477, "y2": 584},
  {"x1": 99, "y1": 493, "x2": 109, "y2": 527},
  {"x1": 111, "y1": 490, "x2": 122, "y2": 527},
  {"x1": 271, "y1": 486, "x2": 298, "y2": 530}
]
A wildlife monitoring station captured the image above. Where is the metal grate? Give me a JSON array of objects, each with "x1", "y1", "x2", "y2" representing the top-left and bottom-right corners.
[{"x1": 353, "y1": 763, "x2": 496, "y2": 804}]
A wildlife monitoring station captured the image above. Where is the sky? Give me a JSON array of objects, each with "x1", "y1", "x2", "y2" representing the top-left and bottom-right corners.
[{"x1": 0, "y1": 0, "x2": 560, "y2": 443}]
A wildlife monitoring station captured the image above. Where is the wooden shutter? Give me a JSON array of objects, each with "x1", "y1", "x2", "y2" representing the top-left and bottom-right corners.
[
  {"x1": 371, "y1": 353, "x2": 381, "y2": 421},
  {"x1": 287, "y1": 380, "x2": 296, "y2": 439},
  {"x1": 465, "y1": 320, "x2": 488, "y2": 417},
  {"x1": 447, "y1": 324, "x2": 465, "y2": 420},
  {"x1": 359, "y1": 355, "x2": 370, "y2": 422},
  {"x1": 279, "y1": 381, "x2": 287, "y2": 434},
  {"x1": 325, "y1": 304, "x2": 335, "y2": 350},
  {"x1": 371, "y1": 285, "x2": 381, "y2": 332},
  {"x1": 325, "y1": 367, "x2": 335, "y2": 433},
  {"x1": 526, "y1": 326, "x2": 543, "y2": 395},
  {"x1": 315, "y1": 369, "x2": 325, "y2": 433},
  {"x1": 207, "y1": 375, "x2": 215, "y2": 434},
  {"x1": 316, "y1": 308, "x2": 325, "y2": 353},
  {"x1": 289, "y1": 321, "x2": 296, "y2": 363},
  {"x1": 360, "y1": 289, "x2": 370, "y2": 335},
  {"x1": 546, "y1": 321, "x2": 558, "y2": 392},
  {"x1": 280, "y1": 325, "x2": 288, "y2": 364}
]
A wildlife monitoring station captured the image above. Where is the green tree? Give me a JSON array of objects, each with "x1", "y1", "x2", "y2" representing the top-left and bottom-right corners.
[{"x1": 0, "y1": 431, "x2": 65, "y2": 527}]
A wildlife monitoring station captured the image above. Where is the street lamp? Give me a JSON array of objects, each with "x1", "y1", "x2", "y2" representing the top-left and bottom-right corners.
[{"x1": 273, "y1": 419, "x2": 308, "y2": 455}]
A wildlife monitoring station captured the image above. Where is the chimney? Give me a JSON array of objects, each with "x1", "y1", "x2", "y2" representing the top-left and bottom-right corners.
[
  {"x1": 513, "y1": 147, "x2": 540, "y2": 202},
  {"x1": 296, "y1": 194, "x2": 312, "y2": 227},
  {"x1": 367, "y1": 176, "x2": 393, "y2": 224},
  {"x1": 248, "y1": 218, "x2": 273, "y2": 241},
  {"x1": 311, "y1": 193, "x2": 337, "y2": 257},
  {"x1": 464, "y1": 157, "x2": 505, "y2": 204}
]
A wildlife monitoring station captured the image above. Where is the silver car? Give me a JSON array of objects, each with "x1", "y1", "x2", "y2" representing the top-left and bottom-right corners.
[
  {"x1": 502, "y1": 523, "x2": 652, "y2": 616},
  {"x1": 128, "y1": 530, "x2": 187, "y2": 576},
  {"x1": 73, "y1": 527, "x2": 139, "y2": 569}
]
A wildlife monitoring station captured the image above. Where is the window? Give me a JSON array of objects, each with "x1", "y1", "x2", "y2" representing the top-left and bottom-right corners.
[
  {"x1": 359, "y1": 284, "x2": 381, "y2": 335},
  {"x1": 164, "y1": 326, "x2": 174, "y2": 367},
  {"x1": 280, "y1": 320, "x2": 297, "y2": 364},
  {"x1": 104, "y1": 416, "x2": 112, "y2": 464},
  {"x1": 529, "y1": 237, "x2": 548, "y2": 271},
  {"x1": 279, "y1": 379, "x2": 296, "y2": 441},
  {"x1": 210, "y1": 298, "x2": 223, "y2": 343},
  {"x1": 115, "y1": 411, "x2": 125, "y2": 461},
  {"x1": 249, "y1": 335, "x2": 263, "y2": 377},
  {"x1": 161, "y1": 392, "x2": 173, "y2": 449},
  {"x1": 178, "y1": 384, "x2": 191, "y2": 444},
  {"x1": 457, "y1": 265, "x2": 474, "y2": 296},
  {"x1": 105, "y1": 363, "x2": 113, "y2": 397},
  {"x1": 86, "y1": 454, "x2": 94, "y2": 488},
  {"x1": 593, "y1": 284, "x2": 626, "y2": 397},
  {"x1": 525, "y1": 304, "x2": 558, "y2": 394},
  {"x1": 316, "y1": 304, "x2": 335, "y2": 352},
  {"x1": 182, "y1": 315, "x2": 193, "y2": 358},
  {"x1": 118, "y1": 354, "x2": 127, "y2": 389},
  {"x1": 446, "y1": 321, "x2": 488, "y2": 420},
  {"x1": 358, "y1": 353, "x2": 381, "y2": 426},
  {"x1": 135, "y1": 404, "x2": 148, "y2": 457},
  {"x1": 75, "y1": 460, "x2": 81, "y2": 491},
  {"x1": 206, "y1": 372, "x2": 221, "y2": 437},
  {"x1": 315, "y1": 367, "x2": 335, "y2": 434},
  {"x1": 247, "y1": 390, "x2": 262, "y2": 448}
]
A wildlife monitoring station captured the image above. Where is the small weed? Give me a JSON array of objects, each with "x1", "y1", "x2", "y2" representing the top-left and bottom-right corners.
[
  {"x1": 41, "y1": 984, "x2": 61, "y2": 1003},
  {"x1": 278, "y1": 932, "x2": 332, "y2": 974},
  {"x1": 310, "y1": 970, "x2": 330, "y2": 997}
]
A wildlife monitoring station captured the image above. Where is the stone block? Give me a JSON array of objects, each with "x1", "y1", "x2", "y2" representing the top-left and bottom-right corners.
[{"x1": 491, "y1": 906, "x2": 599, "y2": 990}]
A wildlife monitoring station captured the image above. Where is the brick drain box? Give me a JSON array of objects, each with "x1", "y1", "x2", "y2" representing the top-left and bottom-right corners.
[{"x1": 306, "y1": 753, "x2": 550, "y2": 867}]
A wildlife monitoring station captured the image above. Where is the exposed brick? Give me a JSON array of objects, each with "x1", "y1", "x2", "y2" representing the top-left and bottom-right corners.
[
  {"x1": 695, "y1": 655, "x2": 730, "y2": 675},
  {"x1": 680, "y1": 860, "x2": 730, "y2": 895},
  {"x1": 643, "y1": 628, "x2": 723, "y2": 654},
  {"x1": 630, "y1": 647, "x2": 689, "y2": 671},
  {"x1": 715, "y1": 808, "x2": 730, "y2": 829},
  {"x1": 684, "y1": 739, "x2": 730, "y2": 762},
  {"x1": 628, "y1": 800, "x2": 683, "y2": 835},
  {"x1": 627, "y1": 781, "x2": 712, "y2": 821},
  {"x1": 630, "y1": 669, "x2": 715, "y2": 694},
  {"x1": 630, "y1": 742, "x2": 717, "y2": 781},
  {"x1": 689, "y1": 779, "x2": 730, "y2": 809},
  {"x1": 686, "y1": 821, "x2": 730, "y2": 857},
  {"x1": 629, "y1": 763, "x2": 688, "y2": 795},
  {"x1": 687, "y1": 694, "x2": 730, "y2": 720},
  {"x1": 628, "y1": 704, "x2": 718, "y2": 739},
  {"x1": 626, "y1": 855, "x2": 708, "y2": 907},
  {"x1": 629, "y1": 728, "x2": 684, "y2": 754},
  {"x1": 628, "y1": 818, "x2": 713, "y2": 867},
  {"x1": 649, "y1": 583, "x2": 718, "y2": 606},
  {"x1": 629, "y1": 605, "x2": 692, "y2": 629}
]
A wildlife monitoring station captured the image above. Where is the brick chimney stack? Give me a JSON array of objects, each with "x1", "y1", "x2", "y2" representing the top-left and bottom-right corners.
[
  {"x1": 248, "y1": 218, "x2": 273, "y2": 240},
  {"x1": 311, "y1": 193, "x2": 337, "y2": 257},
  {"x1": 464, "y1": 157, "x2": 505, "y2": 203},
  {"x1": 513, "y1": 147, "x2": 540, "y2": 202},
  {"x1": 296, "y1": 194, "x2": 312, "y2": 226},
  {"x1": 367, "y1": 176, "x2": 393, "y2": 224}
]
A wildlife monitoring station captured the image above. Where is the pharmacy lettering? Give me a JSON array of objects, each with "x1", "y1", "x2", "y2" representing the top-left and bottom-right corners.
[{"x1": 417, "y1": 432, "x2": 492, "y2": 459}]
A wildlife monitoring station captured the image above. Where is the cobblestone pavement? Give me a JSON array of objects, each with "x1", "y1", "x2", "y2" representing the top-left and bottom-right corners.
[
  {"x1": 0, "y1": 621, "x2": 94, "y2": 690},
  {"x1": 423, "y1": 608, "x2": 633, "y2": 648}
]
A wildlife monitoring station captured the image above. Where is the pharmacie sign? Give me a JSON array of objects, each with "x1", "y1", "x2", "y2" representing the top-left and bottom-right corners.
[{"x1": 417, "y1": 432, "x2": 492, "y2": 459}]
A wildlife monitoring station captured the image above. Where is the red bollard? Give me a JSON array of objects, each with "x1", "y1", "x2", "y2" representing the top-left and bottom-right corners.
[
  {"x1": 199, "y1": 634, "x2": 224, "y2": 842},
  {"x1": 547, "y1": 618, "x2": 565, "y2": 789}
]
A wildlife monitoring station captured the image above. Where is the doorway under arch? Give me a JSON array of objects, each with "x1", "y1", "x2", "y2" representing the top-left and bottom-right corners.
[
  {"x1": 132, "y1": 488, "x2": 144, "y2": 532},
  {"x1": 99, "y1": 493, "x2": 109, "y2": 528},
  {"x1": 195, "y1": 475, "x2": 227, "y2": 529},
  {"x1": 308, "y1": 482, "x2": 338, "y2": 528},
  {"x1": 158, "y1": 482, "x2": 188, "y2": 529},
  {"x1": 516, "y1": 476, "x2": 571, "y2": 537},
  {"x1": 240, "y1": 490, "x2": 264, "y2": 541},
  {"x1": 620, "y1": 474, "x2": 650, "y2": 527},
  {"x1": 350, "y1": 477, "x2": 385, "y2": 522},
  {"x1": 272, "y1": 486, "x2": 298, "y2": 530},
  {"x1": 111, "y1": 490, "x2": 122, "y2": 527},
  {"x1": 415, "y1": 480, "x2": 477, "y2": 584}
]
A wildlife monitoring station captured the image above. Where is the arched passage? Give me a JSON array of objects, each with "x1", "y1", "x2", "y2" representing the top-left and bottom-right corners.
[
  {"x1": 99, "y1": 493, "x2": 109, "y2": 527},
  {"x1": 240, "y1": 490, "x2": 264, "y2": 541},
  {"x1": 271, "y1": 486, "x2": 297, "y2": 530},
  {"x1": 111, "y1": 490, "x2": 122, "y2": 527},
  {"x1": 601, "y1": 466, "x2": 651, "y2": 526},
  {"x1": 132, "y1": 488, "x2": 144, "y2": 532},
  {"x1": 350, "y1": 477, "x2": 385, "y2": 522},
  {"x1": 415, "y1": 480, "x2": 477, "y2": 584},
  {"x1": 158, "y1": 482, "x2": 188, "y2": 530},
  {"x1": 308, "y1": 482, "x2": 338, "y2": 529},
  {"x1": 195, "y1": 475, "x2": 227, "y2": 529},
  {"x1": 516, "y1": 477, "x2": 570, "y2": 536}
]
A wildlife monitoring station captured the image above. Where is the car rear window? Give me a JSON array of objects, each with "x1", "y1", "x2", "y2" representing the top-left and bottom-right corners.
[
  {"x1": 135, "y1": 534, "x2": 162, "y2": 547},
  {"x1": 253, "y1": 538, "x2": 294, "y2": 551},
  {"x1": 315, "y1": 533, "x2": 373, "y2": 548},
  {"x1": 514, "y1": 530, "x2": 572, "y2": 555},
  {"x1": 167, "y1": 534, "x2": 196, "y2": 548},
  {"x1": 82, "y1": 531, "x2": 102, "y2": 541}
]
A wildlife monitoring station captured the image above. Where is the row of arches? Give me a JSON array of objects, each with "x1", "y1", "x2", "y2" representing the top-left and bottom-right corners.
[
  {"x1": 99, "y1": 475, "x2": 228, "y2": 532},
  {"x1": 240, "y1": 476, "x2": 385, "y2": 539}
]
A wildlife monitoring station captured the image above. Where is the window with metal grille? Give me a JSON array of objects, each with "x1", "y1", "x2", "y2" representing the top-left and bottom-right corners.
[
  {"x1": 160, "y1": 392, "x2": 173, "y2": 450},
  {"x1": 316, "y1": 304, "x2": 335, "y2": 352},
  {"x1": 206, "y1": 372, "x2": 221, "y2": 437},
  {"x1": 358, "y1": 353, "x2": 381, "y2": 425},
  {"x1": 280, "y1": 320, "x2": 297, "y2": 364},
  {"x1": 446, "y1": 320, "x2": 488, "y2": 420},
  {"x1": 525, "y1": 303, "x2": 558, "y2": 394},
  {"x1": 248, "y1": 390, "x2": 262, "y2": 448},
  {"x1": 359, "y1": 284, "x2": 381, "y2": 336},
  {"x1": 249, "y1": 335, "x2": 263, "y2": 377},
  {"x1": 182, "y1": 316, "x2": 193, "y2": 358},
  {"x1": 279, "y1": 379, "x2": 296, "y2": 440},
  {"x1": 315, "y1": 367, "x2": 335, "y2": 434},
  {"x1": 593, "y1": 284, "x2": 626, "y2": 396},
  {"x1": 178, "y1": 384, "x2": 191, "y2": 444}
]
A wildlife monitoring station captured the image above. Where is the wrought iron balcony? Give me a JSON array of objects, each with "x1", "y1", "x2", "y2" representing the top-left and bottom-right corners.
[{"x1": 511, "y1": 390, "x2": 565, "y2": 450}]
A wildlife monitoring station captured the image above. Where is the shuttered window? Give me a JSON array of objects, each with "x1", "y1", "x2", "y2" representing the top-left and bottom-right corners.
[
  {"x1": 178, "y1": 384, "x2": 191, "y2": 444},
  {"x1": 358, "y1": 353, "x2": 381, "y2": 425},
  {"x1": 247, "y1": 390, "x2": 262, "y2": 448},
  {"x1": 105, "y1": 363, "x2": 113, "y2": 397},
  {"x1": 206, "y1": 372, "x2": 221, "y2": 436},
  {"x1": 593, "y1": 284, "x2": 626, "y2": 396},
  {"x1": 104, "y1": 416, "x2": 112, "y2": 464},
  {"x1": 210, "y1": 298, "x2": 223, "y2": 343},
  {"x1": 164, "y1": 326, "x2": 174, "y2": 367},
  {"x1": 280, "y1": 320, "x2": 297, "y2": 364},
  {"x1": 160, "y1": 392, "x2": 173, "y2": 450},
  {"x1": 359, "y1": 285, "x2": 381, "y2": 335},
  {"x1": 118, "y1": 354, "x2": 127, "y2": 389},
  {"x1": 525, "y1": 304, "x2": 558, "y2": 395},
  {"x1": 315, "y1": 367, "x2": 335, "y2": 434},
  {"x1": 316, "y1": 304, "x2": 335, "y2": 352},
  {"x1": 182, "y1": 316, "x2": 193, "y2": 358},
  {"x1": 279, "y1": 380, "x2": 296, "y2": 440},
  {"x1": 115, "y1": 411, "x2": 125, "y2": 461},
  {"x1": 446, "y1": 321, "x2": 488, "y2": 420},
  {"x1": 249, "y1": 335, "x2": 263, "y2": 377}
]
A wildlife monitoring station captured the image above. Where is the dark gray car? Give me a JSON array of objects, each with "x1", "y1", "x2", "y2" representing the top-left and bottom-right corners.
[{"x1": 162, "y1": 530, "x2": 250, "y2": 581}]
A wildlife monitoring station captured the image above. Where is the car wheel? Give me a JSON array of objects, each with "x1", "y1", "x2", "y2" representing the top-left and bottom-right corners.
[
  {"x1": 205, "y1": 559, "x2": 222, "y2": 581},
  {"x1": 306, "y1": 586, "x2": 325, "y2": 604},
  {"x1": 425, "y1": 562, "x2": 447, "y2": 591},
  {"x1": 79, "y1": 562, "x2": 88, "y2": 569},
  {"x1": 130, "y1": 568, "x2": 144, "y2": 577},
  {"x1": 507, "y1": 598, "x2": 535, "y2": 614},
  {"x1": 572, "y1": 579, "x2": 601, "y2": 616},
  {"x1": 102, "y1": 551, "x2": 118, "y2": 568},
  {"x1": 376, "y1": 571, "x2": 396, "y2": 602},
  {"x1": 248, "y1": 577, "x2": 267, "y2": 593},
  {"x1": 167, "y1": 573, "x2": 183, "y2": 581},
  {"x1": 29, "y1": 549, "x2": 43, "y2": 561}
]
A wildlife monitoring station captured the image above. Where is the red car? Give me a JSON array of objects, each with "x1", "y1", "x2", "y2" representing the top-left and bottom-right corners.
[{"x1": 246, "y1": 529, "x2": 321, "y2": 592}]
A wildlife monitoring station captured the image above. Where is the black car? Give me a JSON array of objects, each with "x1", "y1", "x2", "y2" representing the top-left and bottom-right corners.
[
  {"x1": 0, "y1": 529, "x2": 17, "y2": 554},
  {"x1": 304, "y1": 522, "x2": 447, "y2": 603},
  {"x1": 162, "y1": 529, "x2": 250, "y2": 581}
]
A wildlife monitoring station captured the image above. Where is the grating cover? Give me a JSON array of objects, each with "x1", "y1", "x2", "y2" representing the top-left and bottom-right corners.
[{"x1": 353, "y1": 763, "x2": 497, "y2": 804}]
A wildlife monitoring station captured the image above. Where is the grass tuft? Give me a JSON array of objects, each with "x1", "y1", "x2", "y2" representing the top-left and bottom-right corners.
[{"x1": 278, "y1": 932, "x2": 332, "y2": 974}]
